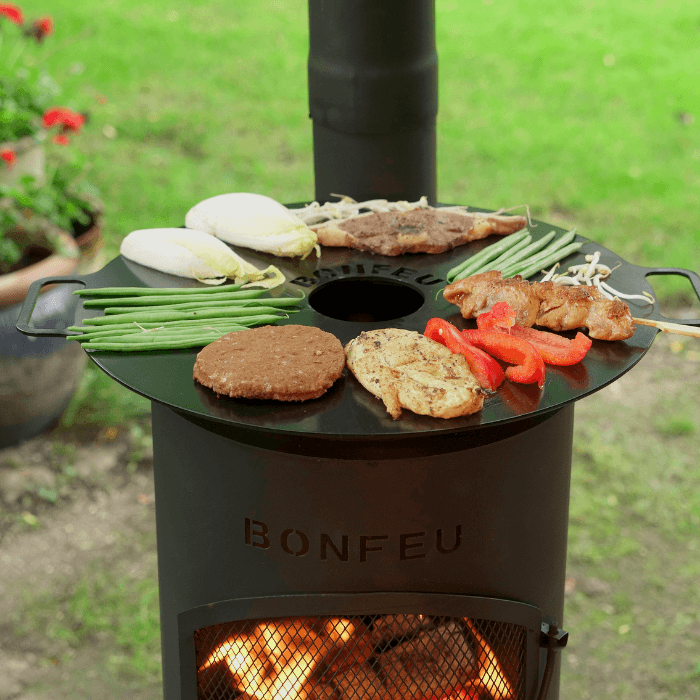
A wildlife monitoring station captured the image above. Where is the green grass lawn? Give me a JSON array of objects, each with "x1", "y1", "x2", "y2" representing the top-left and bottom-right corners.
[
  {"x1": 22, "y1": 0, "x2": 700, "y2": 283},
  {"x1": 438, "y1": 0, "x2": 700, "y2": 290},
  {"x1": 12, "y1": 0, "x2": 700, "y2": 697}
]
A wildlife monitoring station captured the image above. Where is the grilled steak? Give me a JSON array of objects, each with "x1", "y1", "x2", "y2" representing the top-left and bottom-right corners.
[
  {"x1": 312, "y1": 208, "x2": 527, "y2": 256},
  {"x1": 345, "y1": 329, "x2": 484, "y2": 419}
]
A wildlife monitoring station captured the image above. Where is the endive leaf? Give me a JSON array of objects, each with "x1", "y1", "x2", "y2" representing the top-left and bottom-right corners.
[
  {"x1": 185, "y1": 192, "x2": 320, "y2": 259},
  {"x1": 119, "y1": 228, "x2": 284, "y2": 288}
]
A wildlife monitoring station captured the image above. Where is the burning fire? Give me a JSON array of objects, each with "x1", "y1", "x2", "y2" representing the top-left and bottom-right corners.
[
  {"x1": 462, "y1": 619, "x2": 513, "y2": 700},
  {"x1": 198, "y1": 615, "x2": 515, "y2": 700}
]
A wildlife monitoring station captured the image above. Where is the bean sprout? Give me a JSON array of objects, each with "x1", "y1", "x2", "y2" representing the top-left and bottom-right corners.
[
  {"x1": 598, "y1": 281, "x2": 656, "y2": 304},
  {"x1": 547, "y1": 250, "x2": 655, "y2": 306},
  {"x1": 584, "y1": 251, "x2": 600, "y2": 280},
  {"x1": 293, "y1": 195, "x2": 430, "y2": 226},
  {"x1": 540, "y1": 262, "x2": 560, "y2": 282},
  {"x1": 551, "y1": 275, "x2": 581, "y2": 286},
  {"x1": 135, "y1": 322, "x2": 166, "y2": 333}
]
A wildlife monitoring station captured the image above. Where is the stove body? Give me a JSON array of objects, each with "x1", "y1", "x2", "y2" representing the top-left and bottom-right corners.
[{"x1": 152, "y1": 402, "x2": 574, "y2": 700}]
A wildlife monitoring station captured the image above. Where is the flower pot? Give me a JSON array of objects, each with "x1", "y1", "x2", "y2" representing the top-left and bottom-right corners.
[
  {"x1": 0, "y1": 229, "x2": 79, "y2": 307},
  {"x1": 74, "y1": 209, "x2": 106, "y2": 274},
  {"x1": 0, "y1": 136, "x2": 46, "y2": 187},
  {"x1": 0, "y1": 229, "x2": 87, "y2": 448}
]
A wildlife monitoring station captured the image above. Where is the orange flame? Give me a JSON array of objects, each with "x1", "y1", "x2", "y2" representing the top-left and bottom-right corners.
[
  {"x1": 463, "y1": 618, "x2": 514, "y2": 700},
  {"x1": 200, "y1": 617, "x2": 516, "y2": 700},
  {"x1": 199, "y1": 634, "x2": 252, "y2": 671}
]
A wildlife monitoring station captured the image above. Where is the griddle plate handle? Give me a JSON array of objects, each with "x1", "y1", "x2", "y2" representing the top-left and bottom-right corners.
[
  {"x1": 642, "y1": 266, "x2": 700, "y2": 327},
  {"x1": 15, "y1": 275, "x2": 87, "y2": 338}
]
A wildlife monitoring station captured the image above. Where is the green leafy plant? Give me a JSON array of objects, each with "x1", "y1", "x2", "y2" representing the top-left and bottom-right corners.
[{"x1": 0, "y1": 154, "x2": 100, "y2": 273}]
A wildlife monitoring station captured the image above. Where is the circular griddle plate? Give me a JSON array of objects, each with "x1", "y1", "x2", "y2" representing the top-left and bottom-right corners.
[{"x1": 73, "y1": 220, "x2": 662, "y2": 439}]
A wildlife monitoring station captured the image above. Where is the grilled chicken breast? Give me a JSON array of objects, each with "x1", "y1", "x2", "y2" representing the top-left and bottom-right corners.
[{"x1": 345, "y1": 329, "x2": 484, "y2": 420}]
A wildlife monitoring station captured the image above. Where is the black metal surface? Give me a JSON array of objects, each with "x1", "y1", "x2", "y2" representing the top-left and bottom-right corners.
[
  {"x1": 16, "y1": 216, "x2": 700, "y2": 441},
  {"x1": 308, "y1": 0, "x2": 438, "y2": 203}
]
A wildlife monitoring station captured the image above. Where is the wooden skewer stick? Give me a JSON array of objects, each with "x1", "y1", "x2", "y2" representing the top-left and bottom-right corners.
[{"x1": 633, "y1": 317, "x2": 700, "y2": 339}]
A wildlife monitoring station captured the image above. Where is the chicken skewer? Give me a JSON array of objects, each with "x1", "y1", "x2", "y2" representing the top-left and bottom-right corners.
[
  {"x1": 538, "y1": 254, "x2": 700, "y2": 339},
  {"x1": 443, "y1": 271, "x2": 655, "y2": 341}
]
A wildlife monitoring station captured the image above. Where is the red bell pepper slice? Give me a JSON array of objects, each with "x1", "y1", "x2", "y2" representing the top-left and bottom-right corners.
[
  {"x1": 462, "y1": 328, "x2": 546, "y2": 388},
  {"x1": 424, "y1": 318, "x2": 504, "y2": 391},
  {"x1": 477, "y1": 301, "x2": 592, "y2": 366},
  {"x1": 476, "y1": 301, "x2": 516, "y2": 331},
  {"x1": 506, "y1": 325, "x2": 592, "y2": 366}
]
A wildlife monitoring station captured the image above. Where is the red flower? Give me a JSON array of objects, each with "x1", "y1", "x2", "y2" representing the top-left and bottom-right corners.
[
  {"x1": 0, "y1": 3, "x2": 23, "y2": 24},
  {"x1": 42, "y1": 107, "x2": 85, "y2": 132},
  {"x1": 1, "y1": 149, "x2": 17, "y2": 166},
  {"x1": 30, "y1": 15, "x2": 54, "y2": 41},
  {"x1": 42, "y1": 108, "x2": 86, "y2": 145}
]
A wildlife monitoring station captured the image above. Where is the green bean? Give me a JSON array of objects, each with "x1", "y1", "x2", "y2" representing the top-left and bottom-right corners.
[
  {"x1": 102, "y1": 296, "x2": 304, "y2": 315},
  {"x1": 478, "y1": 230, "x2": 557, "y2": 274},
  {"x1": 83, "y1": 306, "x2": 291, "y2": 325},
  {"x1": 68, "y1": 314, "x2": 285, "y2": 335},
  {"x1": 74, "y1": 284, "x2": 244, "y2": 297},
  {"x1": 81, "y1": 338, "x2": 239, "y2": 352},
  {"x1": 448, "y1": 230, "x2": 530, "y2": 282},
  {"x1": 502, "y1": 241, "x2": 584, "y2": 279},
  {"x1": 74, "y1": 315, "x2": 296, "y2": 350},
  {"x1": 78, "y1": 333, "x2": 236, "y2": 346},
  {"x1": 81, "y1": 289, "x2": 264, "y2": 308},
  {"x1": 520, "y1": 228, "x2": 576, "y2": 261},
  {"x1": 474, "y1": 234, "x2": 533, "y2": 274},
  {"x1": 101, "y1": 300, "x2": 251, "y2": 314},
  {"x1": 69, "y1": 327, "x2": 149, "y2": 341},
  {"x1": 70, "y1": 315, "x2": 282, "y2": 331},
  {"x1": 446, "y1": 230, "x2": 530, "y2": 282},
  {"x1": 535, "y1": 228, "x2": 577, "y2": 256},
  {"x1": 84, "y1": 326, "x2": 248, "y2": 344},
  {"x1": 499, "y1": 229, "x2": 579, "y2": 277},
  {"x1": 70, "y1": 321, "x2": 260, "y2": 343},
  {"x1": 73, "y1": 281, "x2": 306, "y2": 356}
]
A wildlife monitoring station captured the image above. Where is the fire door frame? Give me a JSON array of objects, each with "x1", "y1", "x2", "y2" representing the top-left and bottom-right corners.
[{"x1": 178, "y1": 591, "x2": 547, "y2": 700}]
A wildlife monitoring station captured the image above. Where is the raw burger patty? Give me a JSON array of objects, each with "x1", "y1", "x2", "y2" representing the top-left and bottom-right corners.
[{"x1": 193, "y1": 324, "x2": 345, "y2": 401}]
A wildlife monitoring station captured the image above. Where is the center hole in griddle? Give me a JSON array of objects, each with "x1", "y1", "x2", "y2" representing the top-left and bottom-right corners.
[{"x1": 309, "y1": 278, "x2": 425, "y2": 322}]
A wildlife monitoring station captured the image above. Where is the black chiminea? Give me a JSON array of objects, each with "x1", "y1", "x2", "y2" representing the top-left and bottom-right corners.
[
  {"x1": 155, "y1": 4, "x2": 568, "y2": 699},
  {"x1": 16, "y1": 2, "x2": 698, "y2": 700}
]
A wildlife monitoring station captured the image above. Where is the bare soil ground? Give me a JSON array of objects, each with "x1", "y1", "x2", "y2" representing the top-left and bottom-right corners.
[
  {"x1": 0, "y1": 422, "x2": 160, "y2": 700},
  {"x1": 0, "y1": 330, "x2": 698, "y2": 700}
]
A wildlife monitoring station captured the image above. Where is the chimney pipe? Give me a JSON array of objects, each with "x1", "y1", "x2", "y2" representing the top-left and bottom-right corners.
[{"x1": 308, "y1": 0, "x2": 438, "y2": 204}]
